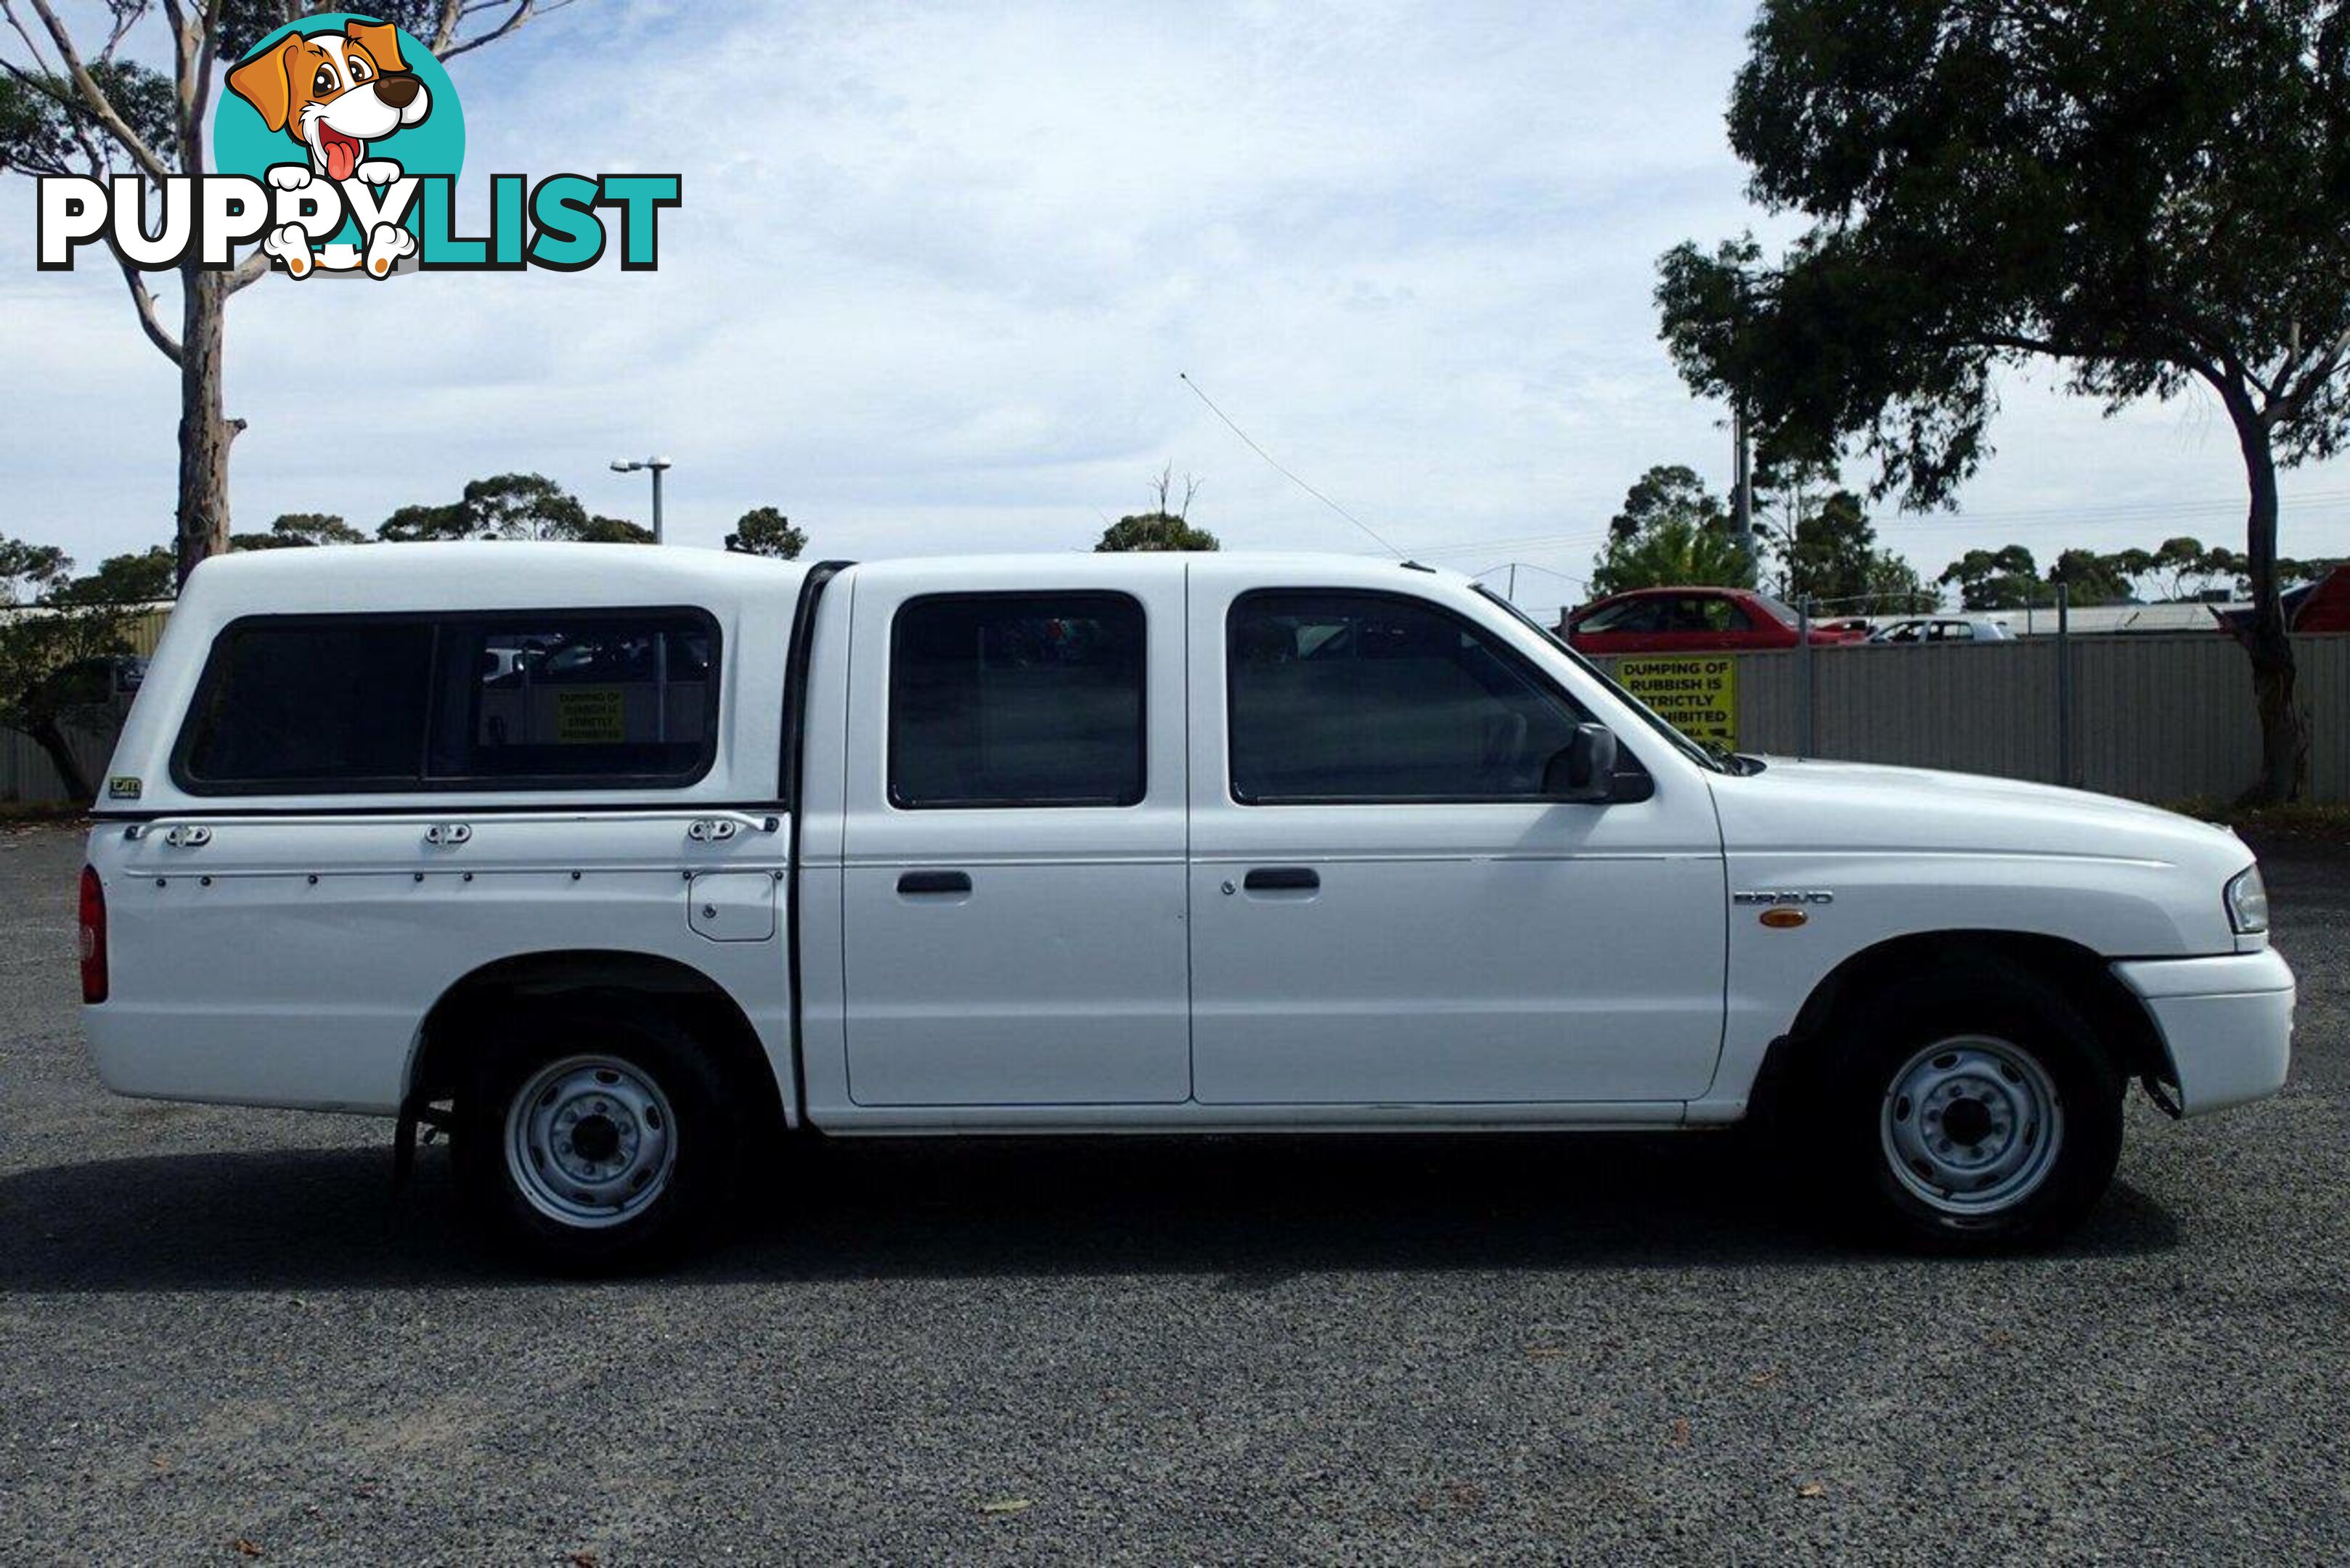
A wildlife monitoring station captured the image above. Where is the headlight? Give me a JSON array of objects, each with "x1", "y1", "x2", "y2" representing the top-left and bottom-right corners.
[{"x1": 2225, "y1": 865, "x2": 2269, "y2": 935}]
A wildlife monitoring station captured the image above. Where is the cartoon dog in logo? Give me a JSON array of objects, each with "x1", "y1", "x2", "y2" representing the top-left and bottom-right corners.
[{"x1": 227, "y1": 20, "x2": 429, "y2": 277}]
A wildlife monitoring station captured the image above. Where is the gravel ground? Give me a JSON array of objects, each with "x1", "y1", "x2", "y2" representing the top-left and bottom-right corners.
[{"x1": 1, "y1": 818, "x2": 2344, "y2": 1564}]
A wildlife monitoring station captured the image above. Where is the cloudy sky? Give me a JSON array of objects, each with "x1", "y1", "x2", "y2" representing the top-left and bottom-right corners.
[{"x1": 5, "y1": 0, "x2": 2347, "y2": 621}]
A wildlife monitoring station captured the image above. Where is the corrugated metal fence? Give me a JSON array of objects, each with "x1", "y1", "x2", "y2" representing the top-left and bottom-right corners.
[
  {"x1": 0, "y1": 724, "x2": 118, "y2": 806},
  {"x1": 1591, "y1": 633, "x2": 2349, "y2": 803},
  {"x1": 7, "y1": 624, "x2": 2345, "y2": 805},
  {"x1": 0, "y1": 609, "x2": 170, "y2": 805}
]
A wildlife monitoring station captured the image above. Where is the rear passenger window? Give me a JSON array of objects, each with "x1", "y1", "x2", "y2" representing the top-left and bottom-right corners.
[
  {"x1": 174, "y1": 611, "x2": 719, "y2": 793},
  {"x1": 1228, "y1": 591, "x2": 1587, "y2": 803},
  {"x1": 889, "y1": 593, "x2": 1145, "y2": 809}
]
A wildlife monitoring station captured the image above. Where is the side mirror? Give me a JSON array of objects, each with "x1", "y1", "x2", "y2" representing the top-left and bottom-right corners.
[{"x1": 1544, "y1": 722, "x2": 1618, "y2": 803}]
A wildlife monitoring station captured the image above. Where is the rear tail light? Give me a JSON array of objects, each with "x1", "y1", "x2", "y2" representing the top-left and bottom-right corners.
[{"x1": 78, "y1": 864, "x2": 107, "y2": 1004}]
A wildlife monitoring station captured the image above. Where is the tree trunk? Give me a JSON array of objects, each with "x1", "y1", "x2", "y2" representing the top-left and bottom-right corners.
[
  {"x1": 23, "y1": 716, "x2": 94, "y2": 804},
  {"x1": 2227, "y1": 404, "x2": 2309, "y2": 804},
  {"x1": 174, "y1": 266, "x2": 236, "y2": 587}
]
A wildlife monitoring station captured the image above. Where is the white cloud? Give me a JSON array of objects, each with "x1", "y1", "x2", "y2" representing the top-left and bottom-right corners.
[{"x1": 1, "y1": 0, "x2": 2343, "y2": 619}]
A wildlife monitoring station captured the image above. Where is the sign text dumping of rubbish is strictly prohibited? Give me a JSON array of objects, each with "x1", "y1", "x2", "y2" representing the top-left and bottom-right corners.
[{"x1": 1616, "y1": 656, "x2": 1737, "y2": 748}]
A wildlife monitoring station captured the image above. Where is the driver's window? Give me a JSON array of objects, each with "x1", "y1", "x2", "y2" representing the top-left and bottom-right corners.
[{"x1": 1228, "y1": 592, "x2": 1589, "y2": 803}]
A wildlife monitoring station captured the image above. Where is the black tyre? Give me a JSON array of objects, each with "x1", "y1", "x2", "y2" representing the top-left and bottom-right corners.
[
  {"x1": 453, "y1": 1007, "x2": 737, "y2": 1273},
  {"x1": 1809, "y1": 961, "x2": 2124, "y2": 1251}
]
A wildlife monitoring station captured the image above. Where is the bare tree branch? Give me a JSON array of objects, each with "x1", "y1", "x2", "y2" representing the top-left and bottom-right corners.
[
  {"x1": 0, "y1": 0, "x2": 61, "y2": 81},
  {"x1": 227, "y1": 247, "x2": 272, "y2": 293},
  {"x1": 95, "y1": 1, "x2": 144, "y2": 64},
  {"x1": 20, "y1": 0, "x2": 173, "y2": 182},
  {"x1": 2243, "y1": 359, "x2": 2293, "y2": 407},
  {"x1": 160, "y1": 0, "x2": 196, "y2": 127},
  {"x1": 2275, "y1": 324, "x2": 2350, "y2": 418},
  {"x1": 116, "y1": 256, "x2": 183, "y2": 362},
  {"x1": 0, "y1": 60, "x2": 87, "y2": 173},
  {"x1": 182, "y1": 0, "x2": 221, "y2": 172},
  {"x1": 59, "y1": 85, "x2": 134, "y2": 192},
  {"x1": 437, "y1": 0, "x2": 577, "y2": 60}
]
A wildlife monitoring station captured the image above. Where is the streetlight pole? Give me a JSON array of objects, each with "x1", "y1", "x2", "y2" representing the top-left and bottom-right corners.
[
  {"x1": 1729, "y1": 261, "x2": 1758, "y2": 587},
  {"x1": 609, "y1": 456, "x2": 673, "y2": 544},
  {"x1": 608, "y1": 456, "x2": 675, "y2": 742},
  {"x1": 1731, "y1": 395, "x2": 1754, "y2": 580}
]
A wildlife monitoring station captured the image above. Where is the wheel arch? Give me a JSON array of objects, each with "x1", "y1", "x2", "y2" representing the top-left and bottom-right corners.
[
  {"x1": 404, "y1": 950, "x2": 786, "y2": 1138},
  {"x1": 1752, "y1": 929, "x2": 2173, "y2": 1125}
]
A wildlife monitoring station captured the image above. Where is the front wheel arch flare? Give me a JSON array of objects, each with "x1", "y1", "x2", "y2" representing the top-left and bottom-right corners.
[{"x1": 1763, "y1": 930, "x2": 2170, "y2": 1115}]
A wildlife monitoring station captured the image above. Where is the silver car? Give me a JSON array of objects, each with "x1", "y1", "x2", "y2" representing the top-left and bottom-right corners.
[{"x1": 1868, "y1": 616, "x2": 2019, "y2": 643}]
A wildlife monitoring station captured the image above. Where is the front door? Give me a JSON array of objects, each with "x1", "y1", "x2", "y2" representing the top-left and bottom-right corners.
[
  {"x1": 1186, "y1": 568, "x2": 1726, "y2": 1106},
  {"x1": 838, "y1": 563, "x2": 1192, "y2": 1106}
]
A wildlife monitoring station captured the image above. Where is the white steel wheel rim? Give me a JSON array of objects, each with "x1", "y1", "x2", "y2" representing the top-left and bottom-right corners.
[
  {"x1": 1880, "y1": 1035, "x2": 2064, "y2": 1219},
  {"x1": 505, "y1": 1054, "x2": 678, "y2": 1229}
]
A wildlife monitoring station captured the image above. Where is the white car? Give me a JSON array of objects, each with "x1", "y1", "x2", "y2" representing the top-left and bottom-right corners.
[
  {"x1": 78, "y1": 545, "x2": 2293, "y2": 1267},
  {"x1": 1869, "y1": 616, "x2": 2019, "y2": 642}
]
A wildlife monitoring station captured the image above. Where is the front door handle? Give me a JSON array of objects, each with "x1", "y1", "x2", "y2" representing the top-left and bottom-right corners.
[
  {"x1": 897, "y1": 870, "x2": 972, "y2": 895},
  {"x1": 1243, "y1": 866, "x2": 1319, "y2": 891}
]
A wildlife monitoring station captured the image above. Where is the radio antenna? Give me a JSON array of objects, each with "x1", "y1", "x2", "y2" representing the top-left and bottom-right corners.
[{"x1": 1179, "y1": 372, "x2": 1405, "y2": 557}]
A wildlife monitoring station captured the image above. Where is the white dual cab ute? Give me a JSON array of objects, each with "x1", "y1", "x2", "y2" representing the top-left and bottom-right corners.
[{"x1": 80, "y1": 544, "x2": 2293, "y2": 1267}]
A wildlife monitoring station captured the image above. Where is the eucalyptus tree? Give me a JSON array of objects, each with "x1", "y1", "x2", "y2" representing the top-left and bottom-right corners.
[
  {"x1": 1659, "y1": 1, "x2": 2350, "y2": 800},
  {"x1": 0, "y1": 1, "x2": 576, "y2": 584}
]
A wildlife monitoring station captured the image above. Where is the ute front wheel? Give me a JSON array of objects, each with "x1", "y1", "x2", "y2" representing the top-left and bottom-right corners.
[
  {"x1": 1814, "y1": 964, "x2": 2124, "y2": 1251},
  {"x1": 1879, "y1": 1034, "x2": 2066, "y2": 1219}
]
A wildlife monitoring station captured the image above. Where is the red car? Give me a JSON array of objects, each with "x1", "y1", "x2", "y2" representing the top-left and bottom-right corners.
[{"x1": 1562, "y1": 586, "x2": 1861, "y2": 653}]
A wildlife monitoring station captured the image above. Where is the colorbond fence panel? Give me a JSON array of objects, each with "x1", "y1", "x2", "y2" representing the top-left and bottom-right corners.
[
  {"x1": 0, "y1": 725, "x2": 116, "y2": 806},
  {"x1": 1589, "y1": 634, "x2": 2346, "y2": 803}
]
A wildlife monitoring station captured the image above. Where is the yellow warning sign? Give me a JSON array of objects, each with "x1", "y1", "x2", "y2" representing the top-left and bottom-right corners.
[
  {"x1": 1616, "y1": 656, "x2": 1737, "y2": 748},
  {"x1": 554, "y1": 687, "x2": 627, "y2": 743}
]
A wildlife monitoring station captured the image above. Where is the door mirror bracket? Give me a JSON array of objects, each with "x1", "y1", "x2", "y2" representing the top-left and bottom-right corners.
[{"x1": 1544, "y1": 723, "x2": 1619, "y2": 803}]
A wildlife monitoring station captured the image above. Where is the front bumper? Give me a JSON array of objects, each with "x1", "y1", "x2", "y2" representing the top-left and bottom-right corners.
[{"x1": 2112, "y1": 950, "x2": 2296, "y2": 1116}]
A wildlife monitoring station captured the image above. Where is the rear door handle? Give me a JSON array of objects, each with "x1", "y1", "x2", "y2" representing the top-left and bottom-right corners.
[
  {"x1": 897, "y1": 870, "x2": 972, "y2": 895},
  {"x1": 1243, "y1": 866, "x2": 1319, "y2": 891}
]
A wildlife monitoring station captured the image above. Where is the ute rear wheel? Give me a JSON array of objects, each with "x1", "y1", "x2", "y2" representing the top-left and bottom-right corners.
[
  {"x1": 505, "y1": 1053, "x2": 680, "y2": 1230},
  {"x1": 454, "y1": 1008, "x2": 735, "y2": 1272},
  {"x1": 1811, "y1": 963, "x2": 2124, "y2": 1250}
]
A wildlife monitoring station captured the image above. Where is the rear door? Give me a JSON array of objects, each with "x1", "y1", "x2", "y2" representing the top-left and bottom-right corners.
[{"x1": 836, "y1": 562, "x2": 1191, "y2": 1105}]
